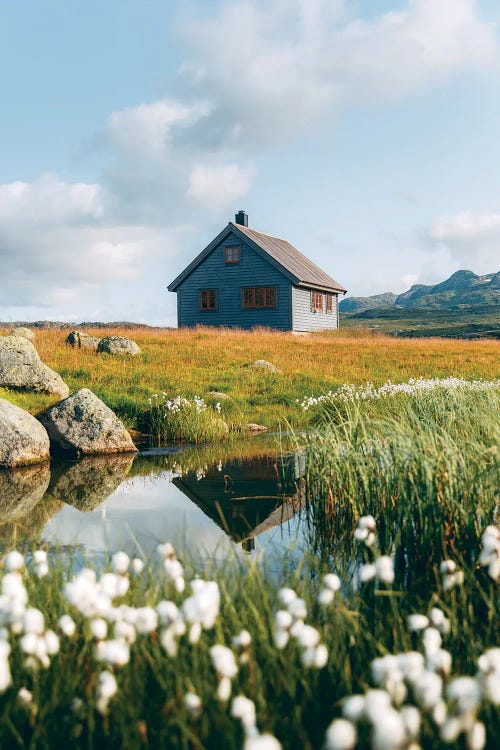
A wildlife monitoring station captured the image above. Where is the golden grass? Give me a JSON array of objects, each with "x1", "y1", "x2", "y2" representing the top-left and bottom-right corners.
[{"x1": 1, "y1": 325, "x2": 499, "y2": 430}]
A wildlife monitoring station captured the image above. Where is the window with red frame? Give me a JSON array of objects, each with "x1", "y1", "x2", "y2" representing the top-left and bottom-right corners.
[
  {"x1": 326, "y1": 293, "x2": 333, "y2": 313},
  {"x1": 311, "y1": 291, "x2": 324, "y2": 312},
  {"x1": 242, "y1": 287, "x2": 277, "y2": 308},
  {"x1": 225, "y1": 246, "x2": 241, "y2": 264},
  {"x1": 199, "y1": 289, "x2": 217, "y2": 311}
]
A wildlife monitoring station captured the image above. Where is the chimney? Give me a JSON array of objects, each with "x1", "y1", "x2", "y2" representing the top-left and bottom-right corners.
[{"x1": 235, "y1": 210, "x2": 248, "y2": 227}]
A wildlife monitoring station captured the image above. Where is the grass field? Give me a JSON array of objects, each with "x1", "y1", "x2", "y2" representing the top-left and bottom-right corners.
[{"x1": 0, "y1": 326, "x2": 499, "y2": 440}]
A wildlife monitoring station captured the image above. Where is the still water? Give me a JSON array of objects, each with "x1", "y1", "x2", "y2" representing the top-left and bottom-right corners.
[{"x1": 0, "y1": 438, "x2": 308, "y2": 565}]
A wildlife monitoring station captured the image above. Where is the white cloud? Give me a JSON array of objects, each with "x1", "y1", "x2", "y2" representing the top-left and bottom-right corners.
[
  {"x1": 180, "y1": 0, "x2": 497, "y2": 146},
  {"x1": 187, "y1": 163, "x2": 256, "y2": 208},
  {"x1": 430, "y1": 209, "x2": 500, "y2": 270}
]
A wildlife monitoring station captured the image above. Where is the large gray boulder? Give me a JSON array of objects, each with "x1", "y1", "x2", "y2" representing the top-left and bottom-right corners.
[
  {"x1": 66, "y1": 330, "x2": 101, "y2": 350},
  {"x1": 47, "y1": 453, "x2": 134, "y2": 512},
  {"x1": 0, "y1": 398, "x2": 51, "y2": 468},
  {"x1": 38, "y1": 388, "x2": 137, "y2": 456},
  {"x1": 97, "y1": 336, "x2": 141, "y2": 356},
  {"x1": 12, "y1": 327, "x2": 35, "y2": 342},
  {"x1": 0, "y1": 335, "x2": 69, "y2": 398}
]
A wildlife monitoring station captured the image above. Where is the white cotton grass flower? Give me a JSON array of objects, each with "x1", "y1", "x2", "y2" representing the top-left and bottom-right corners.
[
  {"x1": 359, "y1": 564, "x2": 376, "y2": 583},
  {"x1": 478, "y1": 525, "x2": 500, "y2": 581},
  {"x1": 32, "y1": 550, "x2": 49, "y2": 578},
  {"x1": 134, "y1": 607, "x2": 158, "y2": 634},
  {"x1": 233, "y1": 630, "x2": 252, "y2": 663},
  {"x1": 111, "y1": 551, "x2": 130, "y2": 575},
  {"x1": 210, "y1": 645, "x2": 238, "y2": 702},
  {"x1": 157, "y1": 542, "x2": 185, "y2": 592},
  {"x1": 231, "y1": 694, "x2": 257, "y2": 729},
  {"x1": 4, "y1": 550, "x2": 24, "y2": 572},
  {"x1": 429, "y1": 608, "x2": 451, "y2": 634},
  {"x1": 58, "y1": 615, "x2": 76, "y2": 638},
  {"x1": 95, "y1": 638, "x2": 130, "y2": 667},
  {"x1": 342, "y1": 695, "x2": 366, "y2": 723},
  {"x1": 184, "y1": 691, "x2": 202, "y2": 717},
  {"x1": 372, "y1": 707, "x2": 406, "y2": 750},
  {"x1": 354, "y1": 515, "x2": 377, "y2": 547},
  {"x1": 288, "y1": 597, "x2": 307, "y2": 621},
  {"x1": 440, "y1": 559, "x2": 465, "y2": 591},
  {"x1": 44, "y1": 630, "x2": 60, "y2": 656},
  {"x1": 23, "y1": 608, "x2": 44, "y2": 635},
  {"x1": 90, "y1": 618, "x2": 108, "y2": 640},
  {"x1": 375, "y1": 556, "x2": 394, "y2": 584},
  {"x1": 324, "y1": 718, "x2": 357, "y2": 750},
  {"x1": 476, "y1": 648, "x2": 500, "y2": 705},
  {"x1": 277, "y1": 588, "x2": 296, "y2": 607},
  {"x1": 182, "y1": 579, "x2": 220, "y2": 637},
  {"x1": 318, "y1": 573, "x2": 341, "y2": 606},
  {"x1": 95, "y1": 670, "x2": 117, "y2": 715},
  {"x1": 243, "y1": 733, "x2": 282, "y2": 750},
  {"x1": 17, "y1": 687, "x2": 33, "y2": 707},
  {"x1": 408, "y1": 614, "x2": 429, "y2": 631},
  {"x1": 131, "y1": 558, "x2": 145, "y2": 575}
]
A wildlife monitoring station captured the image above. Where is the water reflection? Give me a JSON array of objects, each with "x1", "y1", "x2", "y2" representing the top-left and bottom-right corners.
[{"x1": 0, "y1": 439, "x2": 307, "y2": 561}]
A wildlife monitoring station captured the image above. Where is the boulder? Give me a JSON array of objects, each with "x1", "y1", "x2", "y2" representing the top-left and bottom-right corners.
[
  {"x1": 12, "y1": 327, "x2": 35, "y2": 342},
  {"x1": 47, "y1": 453, "x2": 134, "y2": 512},
  {"x1": 244, "y1": 423, "x2": 268, "y2": 433},
  {"x1": 249, "y1": 360, "x2": 281, "y2": 373},
  {"x1": 206, "y1": 391, "x2": 231, "y2": 401},
  {"x1": 38, "y1": 388, "x2": 137, "y2": 456},
  {"x1": 0, "y1": 335, "x2": 69, "y2": 398},
  {"x1": 0, "y1": 398, "x2": 51, "y2": 468},
  {"x1": 66, "y1": 330, "x2": 101, "y2": 350},
  {"x1": 97, "y1": 336, "x2": 141, "y2": 355}
]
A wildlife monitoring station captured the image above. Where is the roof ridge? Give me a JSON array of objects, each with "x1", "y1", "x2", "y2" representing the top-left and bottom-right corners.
[{"x1": 230, "y1": 221, "x2": 291, "y2": 245}]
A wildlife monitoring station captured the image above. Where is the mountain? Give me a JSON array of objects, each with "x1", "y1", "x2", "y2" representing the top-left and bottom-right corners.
[{"x1": 340, "y1": 270, "x2": 500, "y2": 313}]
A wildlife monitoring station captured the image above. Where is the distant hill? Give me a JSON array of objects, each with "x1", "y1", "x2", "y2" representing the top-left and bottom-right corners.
[{"x1": 340, "y1": 270, "x2": 500, "y2": 313}]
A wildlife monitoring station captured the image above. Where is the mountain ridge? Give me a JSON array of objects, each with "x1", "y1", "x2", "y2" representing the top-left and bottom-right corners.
[{"x1": 340, "y1": 270, "x2": 500, "y2": 313}]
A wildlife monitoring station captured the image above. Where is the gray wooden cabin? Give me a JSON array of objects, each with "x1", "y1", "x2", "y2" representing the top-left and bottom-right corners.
[{"x1": 168, "y1": 211, "x2": 346, "y2": 331}]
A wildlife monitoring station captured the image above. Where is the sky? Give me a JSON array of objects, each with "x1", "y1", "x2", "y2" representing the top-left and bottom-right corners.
[{"x1": 1, "y1": 0, "x2": 500, "y2": 325}]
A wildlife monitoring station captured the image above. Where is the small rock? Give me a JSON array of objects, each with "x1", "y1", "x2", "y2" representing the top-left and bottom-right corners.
[
  {"x1": 0, "y1": 335, "x2": 69, "y2": 398},
  {"x1": 12, "y1": 327, "x2": 35, "y2": 342},
  {"x1": 206, "y1": 391, "x2": 231, "y2": 401},
  {"x1": 244, "y1": 423, "x2": 268, "y2": 433},
  {"x1": 38, "y1": 388, "x2": 138, "y2": 456},
  {"x1": 97, "y1": 336, "x2": 141, "y2": 355},
  {"x1": 66, "y1": 330, "x2": 101, "y2": 350},
  {"x1": 249, "y1": 360, "x2": 281, "y2": 373},
  {"x1": 0, "y1": 398, "x2": 51, "y2": 468}
]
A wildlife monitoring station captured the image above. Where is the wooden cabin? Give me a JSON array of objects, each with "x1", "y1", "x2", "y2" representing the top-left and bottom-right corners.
[{"x1": 168, "y1": 211, "x2": 346, "y2": 331}]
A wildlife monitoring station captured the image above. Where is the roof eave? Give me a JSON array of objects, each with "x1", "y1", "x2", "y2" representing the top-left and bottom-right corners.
[
  {"x1": 167, "y1": 224, "x2": 235, "y2": 291},
  {"x1": 296, "y1": 281, "x2": 348, "y2": 294}
]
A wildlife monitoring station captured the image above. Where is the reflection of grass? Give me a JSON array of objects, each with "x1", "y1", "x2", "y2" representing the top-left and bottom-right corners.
[{"x1": 1, "y1": 326, "x2": 499, "y2": 440}]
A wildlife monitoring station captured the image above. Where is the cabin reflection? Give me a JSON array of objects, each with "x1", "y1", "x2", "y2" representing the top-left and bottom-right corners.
[{"x1": 172, "y1": 452, "x2": 306, "y2": 550}]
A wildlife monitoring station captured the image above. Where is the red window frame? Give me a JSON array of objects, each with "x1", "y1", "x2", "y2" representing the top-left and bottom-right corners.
[
  {"x1": 225, "y1": 246, "x2": 241, "y2": 264},
  {"x1": 242, "y1": 287, "x2": 277, "y2": 309},
  {"x1": 326, "y1": 293, "x2": 333, "y2": 314},
  {"x1": 199, "y1": 289, "x2": 217, "y2": 311},
  {"x1": 311, "y1": 291, "x2": 324, "y2": 312}
]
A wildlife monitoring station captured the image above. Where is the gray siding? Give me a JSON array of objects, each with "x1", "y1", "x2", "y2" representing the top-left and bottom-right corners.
[
  {"x1": 291, "y1": 286, "x2": 339, "y2": 331},
  {"x1": 177, "y1": 231, "x2": 292, "y2": 330}
]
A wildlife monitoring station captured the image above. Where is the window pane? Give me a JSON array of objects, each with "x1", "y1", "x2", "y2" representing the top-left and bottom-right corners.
[{"x1": 255, "y1": 288, "x2": 264, "y2": 307}]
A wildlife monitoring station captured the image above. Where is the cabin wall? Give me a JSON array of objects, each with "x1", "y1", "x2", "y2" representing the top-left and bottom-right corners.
[
  {"x1": 177, "y1": 231, "x2": 292, "y2": 330},
  {"x1": 291, "y1": 286, "x2": 339, "y2": 331}
]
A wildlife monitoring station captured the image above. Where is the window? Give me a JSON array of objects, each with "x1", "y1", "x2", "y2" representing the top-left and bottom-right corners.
[
  {"x1": 326, "y1": 293, "x2": 333, "y2": 314},
  {"x1": 242, "y1": 286, "x2": 277, "y2": 309},
  {"x1": 225, "y1": 246, "x2": 241, "y2": 264},
  {"x1": 311, "y1": 291, "x2": 324, "y2": 312},
  {"x1": 199, "y1": 289, "x2": 217, "y2": 311}
]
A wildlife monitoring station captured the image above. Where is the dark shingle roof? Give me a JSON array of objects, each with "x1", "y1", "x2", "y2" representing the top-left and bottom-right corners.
[{"x1": 230, "y1": 222, "x2": 346, "y2": 293}]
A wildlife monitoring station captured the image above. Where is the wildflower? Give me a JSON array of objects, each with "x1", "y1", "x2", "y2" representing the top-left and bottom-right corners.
[
  {"x1": 376, "y1": 556, "x2": 394, "y2": 584},
  {"x1": 413, "y1": 670, "x2": 443, "y2": 709},
  {"x1": 95, "y1": 638, "x2": 130, "y2": 667},
  {"x1": 325, "y1": 718, "x2": 357, "y2": 750},
  {"x1": 58, "y1": 615, "x2": 76, "y2": 638},
  {"x1": 408, "y1": 614, "x2": 429, "y2": 631},
  {"x1": 4, "y1": 550, "x2": 24, "y2": 572},
  {"x1": 359, "y1": 564, "x2": 376, "y2": 583},
  {"x1": 44, "y1": 630, "x2": 60, "y2": 655},
  {"x1": 183, "y1": 580, "x2": 220, "y2": 636},
  {"x1": 288, "y1": 597, "x2": 307, "y2": 620},
  {"x1": 478, "y1": 525, "x2": 500, "y2": 582},
  {"x1": 184, "y1": 691, "x2": 202, "y2": 717},
  {"x1": 111, "y1": 551, "x2": 130, "y2": 575},
  {"x1": 233, "y1": 630, "x2": 252, "y2": 663},
  {"x1": 243, "y1": 734, "x2": 282, "y2": 750},
  {"x1": 354, "y1": 516, "x2": 377, "y2": 547},
  {"x1": 277, "y1": 588, "x2": 296, "y2": 607},
  {"x1": 231, "y1": 695, "x2": 257, "y2": 729},
  {"x1": 440, "y1": 559, "x2": 464, "y2": 590},
  {"x1": 210, "y1": 644, "x2": 238, "y2": 702},
  {"x1": 32, "y1": 550, "x2": 49, "y2": 578},
  {"x1": 95, "y1": 670, "x2": 117, "y2": 715},
  {"x1": 372, "y1": 707, "x2": 406, "y2": 750},
  {"x1": 429, "y1": 608, "x2": 450, "y2": 634},
  {"x1": 90, "y1": 619, "x2": 108, "y2": 640},
  {"x1": 131, "y1": 558, "x2": 145, "y2": 575},
  {"x1": 17, "y1": 687, "x2": 33, "y2": 707},
  {"x1": 342, "y1": 695, "x2": 366, "y2": 722},
  {"x1": 23, "y1": 608, "x2": 44, "y2": 635},
  {"x1": 134, "y1": 607, "x2": 158, "y2": 634},
  {"x1": 158, "y1": 543, "x2": 185, "y2": 592},
  {"x1": 467, "y1": 721, "x2": 486, "y2": 750}
]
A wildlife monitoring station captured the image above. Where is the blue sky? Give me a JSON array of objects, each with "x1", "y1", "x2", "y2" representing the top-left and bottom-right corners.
[{"x1": 1, "y1": 0, "x2": 499, "y2": 324}]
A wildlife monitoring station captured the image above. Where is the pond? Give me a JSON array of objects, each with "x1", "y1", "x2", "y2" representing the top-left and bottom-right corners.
[{"x1": 0, "y1": 436, "x2": 309, "y2": 567}]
